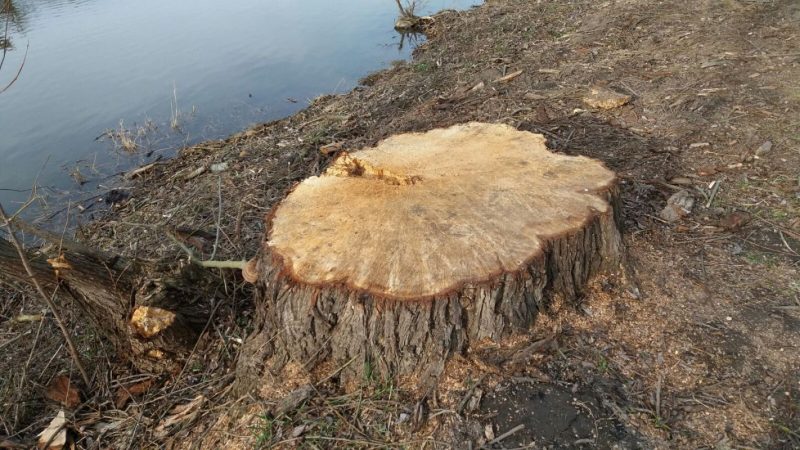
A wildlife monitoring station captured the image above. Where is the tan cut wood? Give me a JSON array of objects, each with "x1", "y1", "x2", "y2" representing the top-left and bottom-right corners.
[{"x1": 238, "y1": 122, "x2": 623, "y2": 388}]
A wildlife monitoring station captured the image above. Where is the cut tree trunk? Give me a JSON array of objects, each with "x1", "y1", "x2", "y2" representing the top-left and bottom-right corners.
[
  {"x1": 0, "y1": 233, "x2": 211, "y2": 373},
  {"x1": 238, "y1": 122, "x2": 623, "y2": 389}
]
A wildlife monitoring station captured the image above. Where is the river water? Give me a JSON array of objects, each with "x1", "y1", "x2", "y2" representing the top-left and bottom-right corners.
[{"x1": 0, "y1": 0, "x2": 475, "y2": 218}]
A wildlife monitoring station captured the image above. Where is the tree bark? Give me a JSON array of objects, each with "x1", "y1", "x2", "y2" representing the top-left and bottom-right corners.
[
  {"x1": 0, "y1": 236, "x2": 210, "y2": 373},
  {"x1": 237, "y1": 123, "x2": 623, "y2": 390}
]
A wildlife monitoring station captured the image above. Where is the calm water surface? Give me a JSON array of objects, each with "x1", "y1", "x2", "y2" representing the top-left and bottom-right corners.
[{"x1": 0, "y1": 0, "x2": 475, "y2": 216}]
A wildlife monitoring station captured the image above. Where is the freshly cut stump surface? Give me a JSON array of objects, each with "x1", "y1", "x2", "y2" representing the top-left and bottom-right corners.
[{"x1": 240, "y1": 122, "x2": 622, "y2": 387}]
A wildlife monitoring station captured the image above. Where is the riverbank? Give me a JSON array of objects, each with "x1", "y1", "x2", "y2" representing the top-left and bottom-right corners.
[{"x1": 3, "y1": 0, "x2": 799, "y2": 447}]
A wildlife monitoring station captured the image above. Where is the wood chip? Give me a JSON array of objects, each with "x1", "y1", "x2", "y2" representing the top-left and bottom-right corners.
[
  {"x1": 37, "y1": 410, "x2": 68, "y2": 450},
  {"x1": 537, "y1": 68, "x2": 560, "y2": 74},
  {"x1": 47, "y1": 254, "x2": 72, "y2": 271},
  {"x1": 130, "y1": 306, "x2": 176, "y2": 339},
  {"x1": 583, "y1": 86, "x2": 630, "y2": 110},
  {"x1": 14, "y1": 314, "x2": 43, "y2": 322},
  {"x1": 320, "y1": 142, "x2": 344, "y2": 155},
  {"x1": 493, "y1": 70, "x2": 523, "y2": 83},
  {"x1": 183, "y1": 166, "x2": 206, "y2": 180}
]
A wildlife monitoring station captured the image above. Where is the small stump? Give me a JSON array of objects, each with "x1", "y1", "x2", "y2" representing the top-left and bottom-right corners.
[{"x1": 240, "y1": 122, "x2": 621, "y2": 387}]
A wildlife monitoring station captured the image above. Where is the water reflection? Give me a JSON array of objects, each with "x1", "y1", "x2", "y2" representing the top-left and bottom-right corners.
[{"x1": 0, "y1": 0, "x2": 477, "y2": 221}]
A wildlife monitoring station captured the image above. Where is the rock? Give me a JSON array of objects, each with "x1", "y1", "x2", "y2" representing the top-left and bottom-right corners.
[
  {"x1": 105, "y1": 189, "x2": 130, "y2": 205},
  {"x1": 755, "y1": 140, "x2": 772, "y2": 156},
  {"x1": 210, "y1": 162, "x2": 228, "y2": 173},
  {"x1": 582, "y1": 86, "x2": 630, "y2": 110},
  {"x1": 272, "y1": 385, "x2": 314, "y2": 417},
  {"x1": 669, "y1": 177, "x2": 694, "y2": 186},
  {"x1": 524, "y1": 92, "x2": 546, "y2": 100},
  {"x1": 660, "y1": 190, "x2": 695, "y2": 222}
]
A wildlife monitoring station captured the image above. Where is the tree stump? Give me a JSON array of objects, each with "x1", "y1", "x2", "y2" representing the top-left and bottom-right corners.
[{"x1": 239, "y1": 122, "x2": 622, "y2": 388}]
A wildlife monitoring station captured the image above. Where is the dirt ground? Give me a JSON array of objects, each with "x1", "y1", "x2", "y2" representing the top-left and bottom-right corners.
[{"x1": 2, "y1": 0, "x2": 799, "y2": 448}]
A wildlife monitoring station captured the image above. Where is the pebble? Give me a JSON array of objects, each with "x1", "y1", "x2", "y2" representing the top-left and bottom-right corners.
[
  {"x1": 755, "y1": 140, "x2": 772, "y2": 156},
  {"x1": 210, "y1": 162, "x2": 229, "y2": 173}
]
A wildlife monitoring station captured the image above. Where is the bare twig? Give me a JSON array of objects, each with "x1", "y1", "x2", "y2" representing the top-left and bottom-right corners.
[
  {"x1": 0, "y1": 203, "x2": 91, "y2": 387},
  {"x1": 480, "y1": 424, "x2": 525, "y2": 449},
  {"x1": 165, "y1": 229, "x2": 247, "y2": 270},
  {"x1": 210, "y1": 176, "x2": 222, "y2": 260},
  {"x1": 0, "y1": 40, "x2": 27, "y2": 94},
  {"x1": 705, "y1": 180, "x2": 720, "y2": 209}
]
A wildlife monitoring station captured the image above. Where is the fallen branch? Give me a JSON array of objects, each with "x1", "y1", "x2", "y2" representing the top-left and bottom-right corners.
[{"x1": 165, "y1": 229, "x2": 248, "y2": 271}]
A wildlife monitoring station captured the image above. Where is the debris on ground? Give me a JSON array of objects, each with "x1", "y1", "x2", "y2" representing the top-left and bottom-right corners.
[
  {"x1": 582, "y1": 86, "x2": 631, "y2": 110},
  {"x1": 660, "y1": 190, "x2": 695, "y2": 222}
]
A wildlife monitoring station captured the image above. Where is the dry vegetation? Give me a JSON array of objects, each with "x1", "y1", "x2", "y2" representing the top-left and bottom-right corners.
[{"x1": 2, "y1": 0, "x2": 799, "y2": 448}]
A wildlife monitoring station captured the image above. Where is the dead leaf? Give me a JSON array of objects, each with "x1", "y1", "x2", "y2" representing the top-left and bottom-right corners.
[
  {"x1": 534, "y1": 105, "x2": 550, "y2": 122},
  {"x1": 719, "y1": 211, "x2": 751, "y2": 231},
  {"x1": 172, "y1": 227, "x2": 214, "y2": 254},
  {"x1": 46, "y1": 376, "x2": 81, "y2": 409},
  {"x1": 493, "y1": 69, "x2": 523, "y2": 83},
  {"x1": 114, "y1": 379, "x2": 154, "y2": 409},
  {"x1": 37, "y1": 410, "x2": 67, "y2": 450},
  {"x1": 697, "y1": 166, "x2": 718, "y2": 176}
]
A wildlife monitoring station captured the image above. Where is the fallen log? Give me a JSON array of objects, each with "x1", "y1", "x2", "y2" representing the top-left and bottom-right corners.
[{"x1": 0, "y1": 231, "x2": 212, "y2": 373}]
